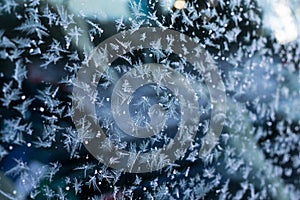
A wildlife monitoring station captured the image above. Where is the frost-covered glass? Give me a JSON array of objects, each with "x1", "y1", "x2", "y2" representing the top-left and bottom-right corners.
[{"x1": 1, "y1": 0, "x2": 300, "y2": 199}]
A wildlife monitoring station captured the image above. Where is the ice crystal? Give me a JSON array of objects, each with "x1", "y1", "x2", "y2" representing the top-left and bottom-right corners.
[{"x1": 0, "y1": 0, "x2": 300, "y2": 199}]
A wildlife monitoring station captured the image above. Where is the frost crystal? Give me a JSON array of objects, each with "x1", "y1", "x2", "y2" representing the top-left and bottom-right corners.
[{"x1": 0, "y1": 0, "x2": 300, "y2": 199}]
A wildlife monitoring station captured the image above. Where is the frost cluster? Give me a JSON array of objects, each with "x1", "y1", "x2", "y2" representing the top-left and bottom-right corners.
[{"x1": 0, "y1": 0, "x2": 300, "y2": 199}]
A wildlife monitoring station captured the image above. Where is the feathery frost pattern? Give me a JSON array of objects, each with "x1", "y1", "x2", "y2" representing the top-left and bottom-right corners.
[{"x1": 0, "y1": 0, "x2": 300, "y2": 199}]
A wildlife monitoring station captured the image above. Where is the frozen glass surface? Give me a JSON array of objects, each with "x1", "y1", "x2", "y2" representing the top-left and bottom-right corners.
[{"x1": 0, "y1": 0, "x2": 300, "y2": 199}]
